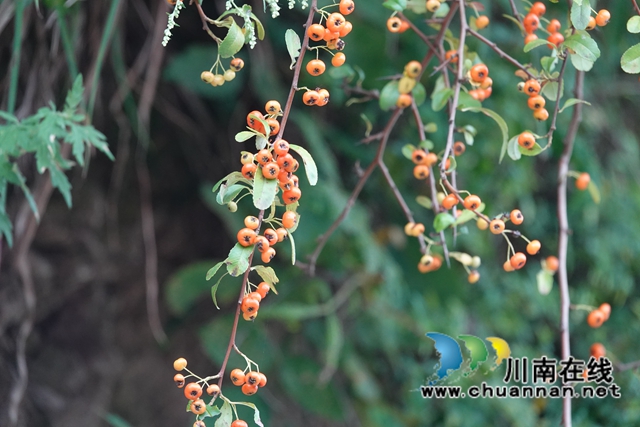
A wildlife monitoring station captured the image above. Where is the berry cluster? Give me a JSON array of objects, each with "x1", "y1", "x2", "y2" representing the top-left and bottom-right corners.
[
  {"x1": 587, "y1": 9, "x2": 611, "y2": 30},
  {"x1": 396, "y1": 60, "x2": 424, "y2": 108},
  {"x1": 240, "y1": 281, "x2": 272, "y2": 321},
  {"x1": 201, "y1": 58, "x2": 245, "y2": 87},
  {"x1": 467, "y1": 63, "x2": 493, "y2": 102},
  {"x1": 237, "y1": 211, "x2": 296, "y2": 264},
  {"x1": 587, "y1": 303, "x2": 611, "y2": 328},
  {"x1": 517, "y1": 78, "x2": 548, "y2": 121},
  {"x1": 230, "y1": 368, "x2": 268, "y2": 396},
  {"x1": 172, "y1": 358, "x2": 222, "y2": 417},
  {"x1": 410, "y1": 146, "x2": 438, "y2": 179},
  {"x1": 303, "y1": 0, "x2": 355, "y2": 105}
]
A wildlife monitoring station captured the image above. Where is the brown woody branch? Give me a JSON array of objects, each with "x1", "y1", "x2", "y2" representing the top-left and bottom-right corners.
[{"x1": 467, "y1": 28, "x2": 535, "y2": 79}]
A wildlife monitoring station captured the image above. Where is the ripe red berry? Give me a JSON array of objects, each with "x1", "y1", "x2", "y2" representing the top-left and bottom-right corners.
[
  {"x1": 241, "y1": 163, "x2": 257, "y2": 180},
  {"x1": 469, "y1": 64, "x2": 489, "y2": 83},
  {"x1": 523, "y1": 80, "x2": 541, "y2": 96},
  {"x1": 442, "y1": 194, "x2": 458, "y2": 210},
  {"x1": 174, "y1": 374, "x2": 185, "y2": 388},
  {"x1": 546, "y1": 19, "x2": 561, "y2": 33},
  {"x1": 206, "y1": 384, "x2": 221, "y2": 396},
  {"x1": 184, "y1": 382, "x2": 203, "y2": 400},
  {"x1": 523, "y1": 13, "x2": 540, "y2": 33},
  {"x1": 257, "y1": 282, "x2": 271, "y2": 298},
  {"x1": 307, "y1": 24, "x2": 325, "y2": 41},
  {"x1": 237, "y1": 228, "x2": 257, "y2": 247},
  {"x1": 545, "y1": 256, "x2": 559, "y2": 272},
  {"x1": 306, "y1": 59, "x2": 326, "y2": 76},
  {"x1": 530, "y1": 1, "x2": 546, "y2": 16},
  {"x1": 241, "y1": 382, "x2": 259, "y2": 395},
  {"x1": 190, "y1": 399, "x2": 206, "y2": 415},
  {"x1": 587, "y1": 309, "x2": 605, "y2": 328},
  {"x1": 241, "y1": 297, "x2": 260, "y2": 314},
  {"x1": 231, "y1": 421, "x2": 249, "y2": 427},
  {"x1": 510, "y1": 252, "x2": 527, "y2": 270},
  {"x1": 230, "y1": 369, "x2": 246, "y2": 386}
]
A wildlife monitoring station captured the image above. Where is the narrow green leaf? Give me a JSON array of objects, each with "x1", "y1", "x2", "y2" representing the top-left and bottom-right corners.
[
  {"x1": 285, "y1": 29, "x2": 301, "y2": 70},
  {"x1": 433, "y1": 212, "x2": 455, "y2": 232},
  {"x1": 0, "y1": 210, "x2": 13, "y2": 247},
  {"x1": 206, "y1": 261, "x2": 225, "y2": 281},
  {"x1": 502, "y1": 13, "x2": 524, "y2": 32},
  {"x1": 287, "y1": 228, "x2": 296, "y2": 265},
  {"x1": 219, "y1": 22, "x2": 245, "y2": 58},
  {"x1": 379, "y1": 81, "x2": 400, "y2": 111},
  {"x1": 253, "y1": 167, "x2": 278, "y2": 210},
  {"x1": 239, "y1": 401, "x2": 265, "y2": 427},
  {"x1": 570, "y1": 0, "x2": 591, "y2": 30},
  {"x1": 507, "y1": 135, "x2": 522, "y2": 161},
  {"x1": 64, "y1": 74, "x2": 84, "y2": 113},
  {"x1": 621, "y1": 43, "x2": 640, "y2": 74},
  {"x1": 462, "y1": 107, "x2": 509, "y2": 163},
  {"x1": 210, "y1": 271, "x2": 228, "y2": 309},
  {"x1": 524, "y1": 38, "x2": 549, "y2": 52},
  {"x1": 541, "y1": 55, "x2": 558, "y2": 74},
  {"x1": 587, "y1": 180, "x2": 601, "y2": 204},
  {"x1": 250, "y1": 13, "x2": 266, "y2": 40},
  {"x1": 627, "y1": 16, "x2": 640, "y2": 33},
  {"x1": 453, "y1": 209, "x2": 477, "y2": 226},
  {"x1": 225, "y1": 243, "x2": 253, "y2": 277},
  {"x1": 216, "y1": 183, "x2": 246, "y2": 205},
  {"x1": 559, "y1": 98, "x2": 591, "y2": 113},
  {"x1": 288, "y1": 143, "x2": 318, "y2": 186}
]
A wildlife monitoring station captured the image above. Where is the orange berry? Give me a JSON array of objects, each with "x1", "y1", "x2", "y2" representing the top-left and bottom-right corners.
[
  {"x1": 546, "y1": 19, "x2": 561, "y2": 33},
  {"x1": 595, "y1": 9, "x2": 610, "y2": 27},
  {"x1": 265, "y1": 100, "x2": 282, "y2": 115},
  {"x1": 530, "y1": 1, "x2": 546, "y2": 16},
  {"x1": 307, "y1": 23, "x2": 325, "y2": 41},
  {"x1": 518, "y1": 132, "x2": 536, "y2": 150},
  {"x1": 257, "y1": 282, "x2": 271, "y2": 299},
  {"x1": 246, "y1": 371, "x2": 261, "y2": 386},
  {"x1": 323, "y1": 28, "x2": 340, "y2": 42},
  {"x1": 489, "y1": 219, "x2": 506, "y2": 234},
  {"x1": 237, "y1": 228, "x2": 257, "y2": 247},
  {"x1": 445, "y1": 50, "x2": 458, "y2": 64},
  {"x1": 317, "y1": 88, "x2": 330, "y2": 107},
  {"x1": 262, "y1": 162, "x2": 280, "y2": 180},
  {"x1": 547, "y1": 32, "x2": 564, "y2": 48},
  {"x1": 184, "y1": 382, "x2": 203, "y2": 400},
  {"x1": 545, "y1": 256, "x2": 559, "y2": 272},
  {"x1": 503, "y1": 259, "x2": 515, "y2": 272},
  {"x1": 453, "y1": 141, "x2": 466, "y2": 155},
  {"x1": 468, "y1": 270, "x2": 480, "y2": 284},
  {"x1": 261, "y1": 247, "x2": 276, "y2": 263},
  {"x1": 241, "y1": 297, "x2": 260, "y2": 314},
  {"x1": 398, "y1": 20, "x2": 410, "y2": 33},
  {"x1": 206, "y1": 384, "x2": 221, "y2": 396},
  {"x1": 173, "y1": 357, "x2": 188, "y2": 371},
  {"x1": 254, "y1": 236, "x2": 270, "y2": 253},
  {"x1": 475, "y1": 15, "x2": 489, "y2": 29},
  {"x1": 282, "y1": 187, "x2": 302, "y2": 204},
  {"x1": 257, "y1": 372, "x2": 267, "y2": 387},
  {"x1": 255, "y1": 149, "x2": 272, "y2": 165},
  {"x1": 599, "y1": 303, "x2": 611, "y2": 320},
  {"x1": 332, "y1": 52, "x2": 346, "y2": 67},
  {"x1": 263, "y1": 228, "x2": 278, "y2": 246},
  {"x1": 425, "y1": 152, "x2": 438, "y2": 167},
  {"x1": 576, "y1": 172, "x2": 590, "y2": 191},
  {"x1": 230, "y1": 58, "x2": 244, "y2": 72},
  {"x1": 524, "y1": 33, "x2": 538, "y2": 45},
  {"x1": 587, "y1": 309, "x2": 606, "y2": 328},
  {"x1": 523, "y1": 13, "x2": 540, "y2": 33},
  {"x1": 442, "y1": 194, "x2": 459, "y2": 210},
  {"x1": 273, "y1": 138, "x2": 290, "y2": 156},
  {"x1": 302, "y1": 90, "x2": 320, "y2": 106},
  {"x1": 339, "y1": 0, "x2": 355, "y2": 15},
  {"x1": 586, "y1": 16, "x2": 597, "y2": 30},
  {"x1": 523, "y1": 79, "x2": 541, "y2": 96},
  {"x1": 282, "y1": 211, "x2": 297, "y2": 229},
  {"x1": 306, "y1": 59, "x2": 326, "y2": 76},
  {"x1": 244, "y1": 216, "x2": 260, "y2": 230},
  {"x1": 510, "y1": 209, "x2": 524, "y2": 225},
  {"x1": 174, "y1": 373, "x2": 185, "y2": 388},
  {"x1": 510, "y1": 252, "x2": 527, "y2": 270},
  {"x1": 396, "y1": 93, "x2": 412, "y2": 109},
  {"x1": 590, "y1": 343, "x2": 606, "y2": 359},
  {"x1": 411, "y1": 149, "x2": 428, "y2": 165},
  {"x1": 413, "y1": 164, "x2": 430, "y2": 180},
  {"x1": 533, "y1": 107, "x2": 549, "y2": 121},
  {"x1": 326, "y1": 13, "x2": 346, "y2": 33},
  {"x1": 241, "y1": 382, "x2": 259, "y2": 396},
  {"x1": 526, "y1": 240, "x2": 541, "y2": 255},
  {"x1": 338, "y1": 21, "x2": 352, "y2": 37},
  {"x1": 230, "y1": 369, "x2": 246, "y2": 386},
  {"x1": 190, "y1": 399, "x2": 206, "y2": 415},
  {"x1": 231, "y1": 421, "x2": 249, "y2": 427},
  {"x1": 480, "y1": 77, "x2": 493, "y2": 90},
  {"x1": 275, "y1": 227, "x2": 288, "y2": 242},
  {"x1": 527, "y1": 95, "x2": 545, "y2": 110},
  {"x1": 469, "y1": 63, "x2": 489, "y2": 83},
  {"x1": 266, "y1": 118, "x2": 280, "y2": 136},
  {"x1": 241, "y1": 163, "x2": 257, "y2": 180},
  {"x1": 463, "y1": 195, "x2": 482, "y2": 210}
]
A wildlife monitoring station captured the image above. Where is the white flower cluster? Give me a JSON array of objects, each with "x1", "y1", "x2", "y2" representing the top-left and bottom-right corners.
[
  {"x1": 243, "y1": 7, "x2": 258, "y2": 48},
  {"x1": 226, "y1": 1, "x2": 233, "y2": 10},
  {"x1": 162, "y1": 0, "x2": 185, "y2": 47},
  {"x1": 288, "y1": 0, "x2": 295, "y2": 9},
  {"x1": 266, "y1": 0, "x2": 281, "y2": 18}
]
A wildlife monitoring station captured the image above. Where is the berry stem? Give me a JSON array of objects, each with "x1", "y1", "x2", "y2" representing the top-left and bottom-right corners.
[
  {"x1": 507, "y1": 0, "x2": 524, "y2": 25},
  {"x1": 543, "y1": 56, "x2": 570, "y2": 149},
  {"x1": 570, "y1": 304, "x2": 597, "y2": 312},
  {"x1": 467, "y1": 28, "x2": 535, "y2": 79}
]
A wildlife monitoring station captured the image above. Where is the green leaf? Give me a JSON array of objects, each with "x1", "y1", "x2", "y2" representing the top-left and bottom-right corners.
[
  {"x1": 239, "y1": 401, "x2": 265, "y2": 427},
  {"x1": 382, "y1": 0, "x2": 406, "y2": 11},
  {"x1": 627, "y1": 16, "x2": 640, "y2": 33},
  {"x1": 212, "y1": 171, "x2": 248, "y2": 193},
  {"x1": 214, "y1": 401, "x2": 232, "y2": 427},
  {"x1": 559, "y1": 98, "x2": 591, "y2": 113},
  {"x1": 285, "y1": 29, "x2": 301, "y2": 70},
  {"x1": 453, "y1": 209, "x2": 477, "y2": 226},
  {"x1": 253, "y1": 265, "x2": 279, "y2": 294},
  {"x1": 165, "y1": 261, "x2": 220, "y2": 315},
  {"x1": 456, "y1": 91, "x2": 482, "y2": 109},
  {"x1": 216, "y1": 183, "x2": 246, "y2": 205},
  {"x1": 225, "y1": 243, "x2": 253, "y2": 277},
  {"x1": 570, "y1": 0, "x2": 591, "y2": 30},
  {"x1": 424, "y1": 122, "x2": 437, "y2": 133},
  {"x1": 379, "y1": 81, "x2": 400, "y2": 111},
  {"x1": 402, "y1": 144, "x2": 416, "y2": 160},
  {"x1": 524, "y1": 38, "x2": 549, "y2": 52},
  {"x1": 431, "y1": 87, "x2": 453, "y2": 112},
  {"x1": 206, "y1": 260, "x2": 225, "y2": 281},
  {"x1": 64, "y1": 74, "x2": 84, "y2": 113},
  {"x1": 541, "y1": 55, "x2": 558, "y2": 74},
  {"x1": 288, "y1": 143, "x2": 318, "y2": 186},
  {"x1": 252, "y1": 167, "x2": 278, "y2": 210},
  {"x1": 621, "y1": 43, "x2": 640, "y2": 74},
  {"x1": 49, "y1": 166, "x2": 72, "y2": 207},
  {"x1": 412, "y1": 83, "x2": 427, "y2": 107},
  {"x1": 256, "y1": 135, "x2": 268, "y2": 150},
  {"x1": 419, "y1": 139, "x2": 434, "y2": 150},
  {"x1": 104, "y1": 414, "x2": 133, "y2": 427},
  {"x1": 235, "y1": 131, "x2": 255, "y2": 142},
  {"x1": 250, "y1": 13, "x2": 265, "y2": 40},
  {"x1": 416, "y1": 195, "x2": 432, "y2": 210},
  {"x1": 541, "y1": 80, "x2": 563, "y2": 101},
  {"x1": 507, "y1": 135, "x2": 522, "y2": 161},
  {"x1": 287, "y1": 228, "x2": 296, "y2": 265},
  {"x1": 519, "y1": 142, "x2": 544, "y2": 156},
  {"x1": 563, "y1": 31, "x2": 600, "y2": 71},
  {"x1": 434, "y1": 2, "x2": 449, "y2": 18},
  {"x1": 0, "y1": 210, "x2": 13, "y2": 247},
  {"x1": 588, "y1": 180, "x2": 601, "y2": 204},
  {"x1": 433, "y1": 212, "x2": 455, "y2": 232},
  {"x1": 210, "y1": 270, "x2": 228, "y2": 309},
  {"x1": 537, "y1": 269, "x2": 554, "y2": 295},
  {"x1": 462, "y1": 107, "x2": 509, "y2": 163},
  {"x1": 502, "y1": 13, "x2": 525, "y2": 31},
  {"x1": 219, "y1": 22, "x2": 245, "y2": 58},
  {"x1": 329, "y1": 64, "x2": 355, "y2": 80}
]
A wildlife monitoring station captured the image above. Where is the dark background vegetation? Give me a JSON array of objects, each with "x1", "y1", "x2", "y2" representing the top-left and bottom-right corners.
[{"x1": 0, "y1": 0, "x2": 639, "y2": 426}]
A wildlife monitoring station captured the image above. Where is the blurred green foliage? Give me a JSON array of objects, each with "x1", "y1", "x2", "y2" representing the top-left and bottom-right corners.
[{"x1": 162, "y1": 1, "x2": 640, "y2": 426}]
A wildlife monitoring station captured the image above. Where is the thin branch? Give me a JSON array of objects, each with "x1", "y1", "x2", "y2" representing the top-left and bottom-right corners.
[
  {"x1": 307, "y1": 108, "x2": 403, "y2": 276},
  {"x1": 467, "y1": 28, "x2": 535, "y2": 79},
  {"x1": 194, "y1": 1, "x2": 223, "y2": 43},
  {"x1": 616, "y1": 359, "x2": 640, "y2": 372},
  {"x1": 557, "y1": 69, "x2": 584, "y2": 427},
  {"x1": 543, "y1": 56, "x2": 569, "y2": 149},
  {"x1": 633, "y1": 0, "x2": 640, "y2": 16},
  {"x1": 508, "y1": 0, "x2": 523, "y2": 24}
]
